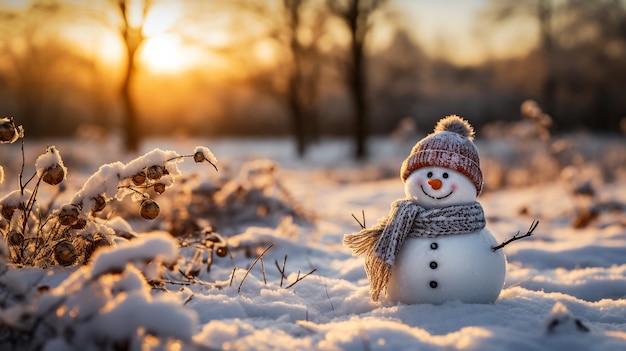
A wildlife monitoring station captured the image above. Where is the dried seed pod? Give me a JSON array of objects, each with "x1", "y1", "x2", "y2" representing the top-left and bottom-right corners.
[
  {"x1": 153, "y1": 183, "x2": 166, "y2": 194},
  {"x1": 54, "y1": 240, "x2": 77, "y2": 266},
  {"x1": 58, "y1": 204, "x2": 79, "y2": 226},
  {"x1": 1, "y1": 205, "x2": 17, "y2": 220},
  {"x1": 215, "y1": 245, "x2": 228, "y2": 258},
  {"x1": 70, "y1": 217, "x2": 87, "y2": 230},
  {"x1": 0, "y1": 118, "x2": 18, "y2": 143},
  {"x1": 193, "y1": 151, "x2": 206, "y2": 163},
  {"x1": 41, "y1": 164, "x2": 65, "y2": 185},
  {"x1": 85, "y1": 236, "x2": 111, "y2": 260},
  {"x1": 132, "y1": 170, "x2": 147, "y2": 185},
  {"x1": 140, "y1": 199, "x2": 160, "y2": 220},
  {"x1": 92, "y1": 194, "x2": 106, "y2": 213},
  {"x1": 6, "y1": 230, "x2": 24, "y2": 247},
  {"x1": 146, "y1": 165, "x2": 164, "y2": 180}
]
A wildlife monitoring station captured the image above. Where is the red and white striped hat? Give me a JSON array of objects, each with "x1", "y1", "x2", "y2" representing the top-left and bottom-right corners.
[{"x1": 400, "y1": 115, "x2": 484, "y2": 195}]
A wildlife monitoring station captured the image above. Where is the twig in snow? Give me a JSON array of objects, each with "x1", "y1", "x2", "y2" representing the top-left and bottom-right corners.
[
  {"x1": 229, "y1": 267, "x2": 237, "y2": 287},
  {"x1": 261, "y1": 257, "x2": 267, "y2": 285},
  {"x1": 182, "y1": 292, "x2": 194, "y2": 306},
  {"x1": 324, "y1": 283, "x2": 335, "y2": 311},
  {"x1": 275, "y1": 255, "x2": 288, "y2": 287},
  {"x1": 492, "y1": 220, "x2": 539, "y2": 251},
  {"x1": 351, "y1": 210, "x2": 366, "y2": 229},
  {"x1": 285, "y1": 268, "x2": 317, "y2": 289},
  {"x1": 238, "y1": 244, "x2": 274, "y2": 293}
]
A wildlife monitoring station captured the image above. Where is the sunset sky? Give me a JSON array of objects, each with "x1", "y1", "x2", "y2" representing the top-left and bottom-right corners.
[
  {"x1": 0, "y1": 0, "x2": 539, "y2": 72},
  {"x1": 396, "y1": 0, "x2": 538, "y2": 65}
]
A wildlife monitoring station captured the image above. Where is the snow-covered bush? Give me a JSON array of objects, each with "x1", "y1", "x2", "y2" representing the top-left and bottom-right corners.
[
  {"x1": 185, "y1": 159, "x2": 313, "y2": 235},
  {"x1": 0, "y1": 118, "x2": 218, "y2": 267},
  {"x1": 0, "y1": 233, "x2": 200, "y2": 350}
]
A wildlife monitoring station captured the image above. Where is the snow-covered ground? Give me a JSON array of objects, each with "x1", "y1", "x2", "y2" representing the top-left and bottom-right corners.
[{"x1": 1, "y1": 134, "x2": 625, "y2": 350}]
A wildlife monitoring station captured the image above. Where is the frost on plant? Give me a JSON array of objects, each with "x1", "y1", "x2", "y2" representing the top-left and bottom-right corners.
[
  {"x1": 189, "y1": 158, "x2": 312, "y2": 234},
  {"x1": 0, "y1": 120, "x2": 218, "y2": 268},
  {"x1": 35, "y1": 146, "x2": 67, "y2": 186},
  {"x1": 0, "y1": 117, "x2": 23, "y2": 144},
  {"x1": 0, "y1": 234, "x2": 199, "y2": 350}
]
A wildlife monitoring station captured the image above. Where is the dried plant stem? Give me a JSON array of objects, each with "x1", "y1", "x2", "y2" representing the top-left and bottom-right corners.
[
  {"x1": 238, "y1": 244, "x2": 274, "y2": 293},
  {"x1": 492, "y1": 220, "x2": 539, "y2": 251},
  {"x1": 182, "y1": 292, "x2": 194, "y2": 306},
  {"x1": 275, "y1": 255, "x2": 288, "y2": 287},
  {"x1": 285, "y1": 268, "x2": 317, "y2": 289},
  {"x1": 324, "y1": 283, "x2": 335, "y2": 311},
  {"x1": 351, "y1": 210, "x2": 366, "y2": 229},
  {"x1": 117, "y1": 185, "x2": 149, "y2": 199},
  {"x1": 261, "y1": 257, "x2": 267, "y2": 285},
  {"x1": 167, "y1": 154, "x2": 218, "y2": 172},
  {"x1": 19, "y1": 137, "x2": 25, "y2": 191},
  {"x1": 21, "y1": 177, "x2": 42, "y2": 235},
  {"x1": 229, "y1": 267, "x2": 237, "y2": 287}
]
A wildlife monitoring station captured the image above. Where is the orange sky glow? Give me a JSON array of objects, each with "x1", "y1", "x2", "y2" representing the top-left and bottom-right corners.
[
  {"x1": 0, "y1": 0, "x2": 538, "y2": 76},
  {"x1": 64, "y1": 1, "x2": 536, "y2": 74}
]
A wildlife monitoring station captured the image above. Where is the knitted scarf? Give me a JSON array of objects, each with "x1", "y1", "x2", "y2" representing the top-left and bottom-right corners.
[{"x1": 343, "y1": 199, "x2": 486, "y2": 301}]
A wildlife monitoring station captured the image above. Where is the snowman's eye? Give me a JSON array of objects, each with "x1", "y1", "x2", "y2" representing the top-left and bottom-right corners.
[
  {"x1": 427, "y1": 172, "x2": 433, "y2": 178},
  {"x1": 442, "y1": 172, "x2": 449, "y2": 179}
]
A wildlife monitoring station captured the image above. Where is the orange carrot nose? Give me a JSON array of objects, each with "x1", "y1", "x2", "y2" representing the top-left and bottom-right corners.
[{"x1": 428, "y1": 179, "x2": 442, "y2": 190}]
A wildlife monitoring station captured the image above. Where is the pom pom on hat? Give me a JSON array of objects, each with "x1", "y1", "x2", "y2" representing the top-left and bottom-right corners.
[
  {"x1": 401, "y1": 115, "x2": 484, "y2": 195},
  {"x1": 434, "y1": 115, "x2": 475, "y2": 140}
]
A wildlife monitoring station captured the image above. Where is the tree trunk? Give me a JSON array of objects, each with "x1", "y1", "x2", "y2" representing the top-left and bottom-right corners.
[
  {"x1": 347, "y1": 0, "x2": 368, "y2": 160},
  {"x1": 121, "y1": 43, "x2": 140, "y2": 153},
  {"x1": 285, "y1": 0, "x2": 308, "y2": 157},
  {"x1": 118, "y1": 1, "x2": 143, "y2": 153}
]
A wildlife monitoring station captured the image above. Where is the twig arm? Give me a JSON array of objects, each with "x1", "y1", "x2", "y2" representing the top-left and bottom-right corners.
[{"x1": 492, "y1": 220, "x2": 539, "y2": 251}]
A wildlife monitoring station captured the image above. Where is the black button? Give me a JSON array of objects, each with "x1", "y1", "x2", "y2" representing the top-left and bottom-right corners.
[
  {"x1": 429, "y1": 261, "x2": 438, "y2": 269},
  {"x1": 430, "y1": 242, "x2": 438, "y2": 250},
  {"x1": 429, "y1": 281, "x2": 438, "y2": 288}
]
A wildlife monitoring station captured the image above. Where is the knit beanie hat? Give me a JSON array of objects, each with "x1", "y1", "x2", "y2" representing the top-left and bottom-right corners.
[{"x1": 400, "y1": 115, "x2": 483, "y2": 195}]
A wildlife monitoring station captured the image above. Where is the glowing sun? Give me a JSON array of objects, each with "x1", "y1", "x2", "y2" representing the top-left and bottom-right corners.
[{"x1": 139, "y1": 34, "x2": 189, "y2": 73}]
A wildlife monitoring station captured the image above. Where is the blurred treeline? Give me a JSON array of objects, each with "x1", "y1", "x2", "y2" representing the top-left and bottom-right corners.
[{"x1": 0, "y1": 0, "x2": 624, "y2": 157}]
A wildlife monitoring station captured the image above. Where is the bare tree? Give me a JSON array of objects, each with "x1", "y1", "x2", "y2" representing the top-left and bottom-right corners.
[
  {"x1": 225, "y1": 0, "x2": 327, "y2": 157},
  {"x1": 115, "y1": 0, "x2": 150, "y2": 153},
  {"x1": 328, "y1": 0, "x2": 387, "y2": 160},
  {"x1": 285, "y1": 0, "x2": 309, "y2": 156},
  {"x1": 282, "y1": 0, "x2": 327, "y2": 156}
]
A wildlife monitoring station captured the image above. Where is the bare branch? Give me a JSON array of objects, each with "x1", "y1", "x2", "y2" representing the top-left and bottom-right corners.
[
  {"x1": 492, "y1": 220, "x2": 539, "y2": 251},
  {"x1": 182, "y1": 292, "x2": 194, "y2": 306},
  {"x1": 238, "y1": 244, "x2": 274, "y2": 293},
  {"x1": 351, "y1": 210, "x2": 366, "y2": 229},
  {"x1": 261, "y1": 257, "x2": 267, "y2": 285},
  {"x1": 285, "y1": 268, "x2": 317, "y2": 289},
  {"x1": 229, "y1": 267, "x2": 237, "y2": 287},
  {"x1": 275, "y1": 255, "x2": 288, "y2": 287}
]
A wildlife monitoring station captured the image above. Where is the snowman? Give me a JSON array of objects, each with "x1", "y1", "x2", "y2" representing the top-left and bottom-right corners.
[{"x1": 344, "y1": 115, "x2": 507, "y2": 304}]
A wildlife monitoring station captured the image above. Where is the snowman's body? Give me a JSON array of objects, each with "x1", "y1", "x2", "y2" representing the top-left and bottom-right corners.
[
  {"x1": 387, "y1": 228, "x2": 505, "y2": 304},
  {"x1": 385, "y1": 166, "x2": 506, "y2": 304}
]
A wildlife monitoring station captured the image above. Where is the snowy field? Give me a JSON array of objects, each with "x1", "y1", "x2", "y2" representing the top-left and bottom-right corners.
[{"x1": 1, "y1": 133, "x2": 625, "y2": 350}]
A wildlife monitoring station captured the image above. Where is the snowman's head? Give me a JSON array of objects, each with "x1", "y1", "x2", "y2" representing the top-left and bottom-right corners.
[
  {"x1": 401, "y1": 115, "x2": 483, "y2": 200},
  {"x1": 405, "y1": 166, "x2": 477, "y2": 208}
]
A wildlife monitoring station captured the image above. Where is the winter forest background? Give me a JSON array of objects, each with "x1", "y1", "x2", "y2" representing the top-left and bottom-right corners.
[
  {"x1": 1, "y1": 0, "x2": 625, "y2": 156},
  {"x1": 1, "y1": 0, "x2": 626, "y2": 350}
]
